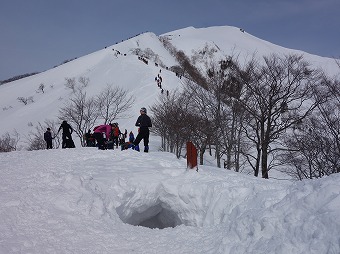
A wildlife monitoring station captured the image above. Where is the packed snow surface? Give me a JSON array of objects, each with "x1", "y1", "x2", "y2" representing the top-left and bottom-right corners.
[{"x1": 1, "y1": 147, "x2": 339, "y2": 253}]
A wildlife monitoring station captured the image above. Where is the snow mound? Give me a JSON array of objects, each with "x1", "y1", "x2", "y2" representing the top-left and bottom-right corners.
[{"x1": 1, "y1": 148, "x2": 340, "y2": 253}]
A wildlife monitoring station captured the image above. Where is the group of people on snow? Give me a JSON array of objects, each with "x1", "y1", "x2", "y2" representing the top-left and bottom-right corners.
[
  {"x1": 89, "y1": 122, "x2": 126, "y2": 150},
  {"x1": 44, "y1": 120, "x2": 74, "y2": 149},
  {"x1": 44, "y1": 107, "x2": 152, "y2": 153},
  {"x1": 155, "y1": 70, "x2": 169, "y2": 96}
]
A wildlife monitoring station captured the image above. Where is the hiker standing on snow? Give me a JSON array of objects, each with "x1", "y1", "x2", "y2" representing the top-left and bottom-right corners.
[
  {"x1": 132, "y1": 107, "x2": 152, "y2": 152},
  {"x1": 111, "y1": 123, "x2": 121, "y2": 148},
  {"x1": 44, "y1": 128, "x2": 53, "y2": 149},
  {"x1": 58, "y1": 120, "x2": 74, "y2": 148}
]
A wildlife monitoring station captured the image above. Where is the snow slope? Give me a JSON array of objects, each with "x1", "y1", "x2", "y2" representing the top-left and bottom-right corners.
[
  {"x1": 162, "y1": 26, "x2": 339, "y2": 73},
  {"x1": 0, "y1": 26, "x2": 338, "y2": 148},
  {"x1": 0, "y1": 32, "x2": 180, "y2": 142},
  {"x1": 0, "y1": 148, "x2": 339, "y2": 253}
]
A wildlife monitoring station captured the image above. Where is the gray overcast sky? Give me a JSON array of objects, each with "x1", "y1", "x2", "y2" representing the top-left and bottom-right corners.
[{"x1": 1, "y1": 0, "x2": 339, "y2": 80}]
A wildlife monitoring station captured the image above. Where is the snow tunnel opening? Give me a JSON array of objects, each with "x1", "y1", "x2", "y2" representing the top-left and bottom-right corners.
[{"x1": 117, "y1": 202, "x2": 184, "y2": 229}]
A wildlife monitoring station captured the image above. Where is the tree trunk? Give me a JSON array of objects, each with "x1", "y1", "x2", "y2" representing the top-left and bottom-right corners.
[
  {"x1": 261, "y1": 145, "x2": 269, "y2": 179},
  {"x1": 226, "y1": 146, "x2": 232, "y2": 170},
  {"x1": 216, "y1": 143, "x2": 221, "y2": 168},
  {"x1": 254, "y1": 148, "x2": 261, "y2": 177},
  {"x1": 199, "y1": 147, "x2": 205, "y2": 165}
]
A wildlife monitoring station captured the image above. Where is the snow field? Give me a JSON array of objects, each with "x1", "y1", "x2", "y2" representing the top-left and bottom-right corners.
[{"x1": 1, "y1": 148, "x2": 339, "y2": 253}]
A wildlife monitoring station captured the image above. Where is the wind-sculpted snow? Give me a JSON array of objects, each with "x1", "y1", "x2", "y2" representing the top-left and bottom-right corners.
[{"x1": 1, "y1": 148, "x2": 339, "y2": 253}]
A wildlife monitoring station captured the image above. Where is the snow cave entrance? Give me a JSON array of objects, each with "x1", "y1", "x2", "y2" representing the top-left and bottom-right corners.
[{"x1": 117, "y1": 200, "x2": 184, "y2": 229}]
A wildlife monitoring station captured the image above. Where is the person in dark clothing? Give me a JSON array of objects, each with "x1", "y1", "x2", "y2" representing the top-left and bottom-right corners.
[
  {"x1": 132, "y1": 107, "x2": 152, "y2": 152},
  {"x1": 84, "y1": 129, "x2": 94, "y2": 147},
  {"x1": 44, "y1": 128, "x2": 53, "y2": 149},
  {"x1": 111, "y1": 123, "x2": 121, "y2": 148},
  {"x1": 129, "y1": 131, "x2": 135, "y2": 143},
  {"x1": 58, "y1": 120, "x2": 74, "y2": 148}
]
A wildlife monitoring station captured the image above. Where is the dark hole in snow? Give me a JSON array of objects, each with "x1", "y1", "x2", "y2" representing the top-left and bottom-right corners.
[{"x1": 117, "y1": 201, "x2": 183, "y2": 229}]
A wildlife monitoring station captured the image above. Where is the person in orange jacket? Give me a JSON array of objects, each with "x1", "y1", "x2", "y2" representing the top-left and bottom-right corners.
[{"x1": 111, "y1": 123, "x2": 121, "y2": 148}]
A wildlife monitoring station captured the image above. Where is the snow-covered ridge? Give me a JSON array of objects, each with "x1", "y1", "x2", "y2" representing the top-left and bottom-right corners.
[{"x1": 162, "y1": 26, "x2": 339, "y2": 77}]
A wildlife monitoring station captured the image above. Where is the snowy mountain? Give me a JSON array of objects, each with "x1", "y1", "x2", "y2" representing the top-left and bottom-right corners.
[
  {"x1": 1, "y1": 26, "x2": 340, "y2": 253},
  {"x1": 0, "y1": 32, "x2": 180, "y2": 146},
  {"x1": 0, "y1": 25, "x2": 339, "y2": 148}
]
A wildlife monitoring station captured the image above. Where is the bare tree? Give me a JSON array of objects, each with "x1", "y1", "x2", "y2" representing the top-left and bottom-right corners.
[
  {"x1": 0, "y1": 131, "x2": 20, "y2": 152},
  {"x1": 151, "y1": 90, "x2": 195, "y2": 157},
  {"x1": 64, "y1": 77, "x2": 76, "y2": 93},
  {"x1": 151, "y1": 53, "x2": 249, "y2": 168},
  {"x1": 78, "y1": 76, "x2": 90, "y2": 88},
  {"x1": 64, "y1": 76, "x2": 90, "y2": 92},
  {"x1": 281, "y1": 76, "x2": 340, "y2": 179},
  {"x1": 281, "y1": 118, "x2": 336, "y2": 180},
  {"x1": 96, "y1": 85, "x2": 135, "y2": 124},
  {"x1": 37, "y1": 83, "x2": 45, "y2": 93},
  {"x1": 238, "y1": 54, "x2": 325, "y2": 178},
  {"x1": 59, "y1": 90, "x2": 99, "y2": 146},
  {"x1": 151, "y1": 92, "x2": 178, "y2": 152},
  {"x1": 180, "y1": 56, "x2": 248, "y2": 169},
  {"x1": 182, "y1": 76, "x2": 224, "y2": 167},
  {"x1": 26, "y1": 122, "x2": 47, "y2": 150},
  {"x1": 17, "y1": 96, "x2": 34, "y2": 105},
  {"x1": 205, "y1": 58, "x2": 248, "y2": 170}
]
